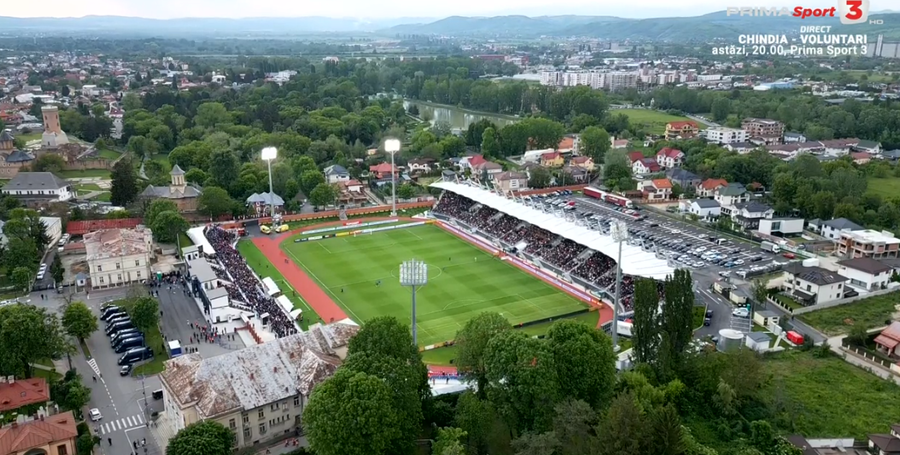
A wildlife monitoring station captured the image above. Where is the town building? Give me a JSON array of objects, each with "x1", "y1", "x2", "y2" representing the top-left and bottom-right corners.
[
  {"x1": 838, "y1": 229, "x2": 900, "y2": 259},
  {"x1": 874, "y1": 323, "x2": 900, "y2": 357},
  {"x1": 641, "y1": 179, "x2": 672, "y2": 201},
  {"x1": 837, "y1": 257, "x2": 894, "y2": 292},
  {"x1": 323, "y1": 165, "x2": 350, "y2": 184},
  {"x1": 741, "y1": 118, "x2": 784, "y2": 142},
  {"x1": 664, "y1": 121, "x2": 700, "y2": 141},
  {"x1": 758, "y1": 218, "x2": 804, "y2": 237},
  {"x1": 680, "y1": 199, "x2": 721, "y2": 218},
  {"x1": 85, "y1": 227, "x2": 153, "y2": 288},
  {"x1": 0, "y1": 377, "x2": 50, "y2": 414},
  {"x1": 540, "y1": 152, "x2": 564, "y2": 168},
  {"x1": 705, "y1": 127, "x2": 748, "y2": 144},
  {"x1": 783, "y1": 132, "x2": 807, "y2": 143},
  {"x1": 40, "y1": 106, "x2": 69, "y2": 148},
  {"x1": 336, "y1": 180, "x2": 367, "y2": 205},
  {"x1": 569, "y1": 156, "x2": 594, "y2": 171},
  {"x1": 697, "y1": 178, "x2": 728, "y2": 198},
  {"x1": 820, "y1": 218, "x2": 864, "y2": 241},
  {"x1": 0, "y1": 411, "x2": 77, "y2": 455},
  {"x1": 494, "y1": 171, "x2": 528, "y2": 192},
  {"x1": 140, "y1": 165, "x2": 202, "y2": 212},
  {"x1": 782, "y1": 263, "x2": 848, "y2": 306},
  {"x1": 158, "y1": 321, "x2": 359, "y2": 450},
  {"x1": 666, "y1": 168, "x2": 701, "y2": 189},
  {"x1": 407, "y1": 158, "x2": 435, "y2": 173},
  {"x1": 714, "y1": 184, "x2": 750, "y2": 207},
  {"x1": 727, "y1": 201, "x2": 774, "y2": 230},
  {"x1": 563, "y1": 165, "x2": 590, "y2": 183},
  {"x1": 655, "y1": 147, "x2": 685, "y2": 168},
  {"x1": 632, "y1": 158, "x2": 660, "y2": 175},
  {"x1": 1, "y1": 172, "x2": 73, "y2": 204},
  {"x1": 0, "y1": 130, "x2": 34, "y2": 179}
]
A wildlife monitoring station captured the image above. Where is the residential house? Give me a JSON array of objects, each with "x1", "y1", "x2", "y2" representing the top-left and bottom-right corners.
[
  {"x1": 741, "y1": 118, "x2": 784, "y2": 143},
  {"x1": 569, "y1": 156, "x2": 594, "y2": 171},
  {"x1": 0, "y1": 377, "x2": 50, "y2": 414},
  {"x1": 641, "y1": 178, "x2": 672, "y2": 201},
  {"x1": 666, "y1": 168, "x2": 701, "y2": 189},
  {"x1": 556, "y1": 136, "x2": 578, "y2": 153},
  {"x1": 407, "y1": 158, "x2": 435, "y2": 173},
  {"x1": 697, "y1": 178, "x2": 729, "y2": 198},
  {"x1": 727, "y1": 201, "x2": 774, "y2": 230},
  {"x1": 806, "y1": 218, "x2": 822, "y2": 232},
  {"x1": 783, "y1": 132, "x2": 806, "y2": 143},
  {"x1": 655, "y1": 147, "x2": 685, "y2": 169},
  {"x1": 85, "y1": 227, "x2": 153, "y2": 288},
  {"x1": 820, "y1": 138, "x2": 859, "y2": 156},
  {"x1": 705, "y1": 127, "x2": 748, "y2": 144},
  {"x1": 632, "y1": 158, "x2": 660, "y2": 175},
  {"x1": 853, "y1": 139, "x2": 882, "y2": 154},
  {"x1": 610, "y1": 137, "x2": 629, "y2": 149},
  {"x1": 459, "y1": 154, "x2": 487, "y2": 171},
  {"x1": 523, "y1": 148, "x2": 555, "y2": 164},
  {"x1": 838, "y1": 229, "x2": 900, "y2": 259},
  {"x1": 159, "y1": 321, "x2": 359, "y2": 450},
  {"x1": 0, "y1": 411, "x2": 78, "y2": 455},
  {"x1": 714, "y1": 183, "x2": 750, "y2": 207},
  {"x1": 850, "y1": 152, "x2": 872, "y2": 165},
  {"x1": 664, "y1": 121, "x2": 700, "y2": 140},
  {"x1": 781, "y1": 263, "x2": 848, "y2": 306},
  {"x1": 837, "y1": 257, "x2": 893, "y2": 292},
  {"x1": 869, "y1": 426, "x2": 900, "y2": 455},
  {"x1": 369, "y1": 162, "x2": 398, "y2": 179},
  {"x1": 758, "y1": 218, "x2": 804, "y2": 236},
  {"x1": 1, "y1": 172, "x2": 73, "y2": 204},
  {"x1": 323, "y1": 165, "x2": 350, "y2": 184},
  {"x1": 494, "y1": 171, "x2": 529, "y2": 192},
  {"x1": 140, "y1": 165, "x2": 202, "y2": 212},
  {"x1": 472, "y1": 161, "x2": 503, "y2": 180},
  {"x1": 724, "y1": 142, "x2": 758, "y2": 153},
  {"x1": 820, "y1": 218, "x2": 864, "y2": 241},
  {"x1": 874, "y1": 323, "x2": 900, "y2": 357},
  {"x1": 626, "y1": 151, "x2": 644, "y2": 164},
  {"x1": 683, "y1": 199, "x2": 721, "y2": 218},
  {"x1": 336, "y1": 180, "x2": 367, "y2": 205},
  {"x1": 562, "y1": 165, "x2": 589, "y2": 183},
  {"x1": 881, "y1": 149, "x2": 900, "y2": 161},
  {"x1": 541, "y1": 152, "x2": 564, "y2": 168}
]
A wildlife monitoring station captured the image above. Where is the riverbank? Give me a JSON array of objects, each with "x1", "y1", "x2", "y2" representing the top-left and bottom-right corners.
[{"x1": 404, "y1": 99, "x2": 521, "y2": 128}]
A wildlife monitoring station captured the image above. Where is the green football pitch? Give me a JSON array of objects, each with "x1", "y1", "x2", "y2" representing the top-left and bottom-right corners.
[{"x1": 281, "y1": 225, "x2": 587, "y2": 346}]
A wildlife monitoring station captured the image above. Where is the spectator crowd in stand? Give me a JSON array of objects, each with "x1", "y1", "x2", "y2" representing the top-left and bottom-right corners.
[
  {"x1": 434, "y1": 192, "x2": 656, "y2": 308},
  {"x1": 204, "y1": 226, "x2": 299, "y2": 338}
]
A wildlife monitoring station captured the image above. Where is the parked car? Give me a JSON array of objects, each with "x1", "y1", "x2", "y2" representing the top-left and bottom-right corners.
[
  {"x1": 732, "y1": 308, "x2": 750, "y2": 318},
  {"x1": 90, "y1": 408, "x2": 102, "y2": 421}
]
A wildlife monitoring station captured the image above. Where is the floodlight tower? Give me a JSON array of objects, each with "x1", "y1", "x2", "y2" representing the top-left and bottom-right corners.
[
  {"x1": 610, "y1": 220, "x2": 629, "y2": 350},
  {"x1": 400, "y1": 259, "x2": 428, "y2": 346},
  {"x1": 384, "y1": 139, "x2": 401, "y2": 217},
  {"x1": 261, "y1": 147, "x2": 278, "y2": 220}
]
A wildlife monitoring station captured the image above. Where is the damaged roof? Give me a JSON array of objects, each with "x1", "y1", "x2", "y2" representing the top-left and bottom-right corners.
[{"x1": 160, "y1": 321, "x2": 359, "y2": 418}]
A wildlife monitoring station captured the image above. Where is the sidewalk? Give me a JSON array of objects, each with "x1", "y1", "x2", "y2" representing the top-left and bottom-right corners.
[{"x1": 253, "y1": 435, "x2": 308, "y2": 455}]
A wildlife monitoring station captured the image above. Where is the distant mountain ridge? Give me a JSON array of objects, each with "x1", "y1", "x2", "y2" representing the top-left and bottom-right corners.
[{"x1": 0, "y1": 13, "x2": 897, "y2": 40}]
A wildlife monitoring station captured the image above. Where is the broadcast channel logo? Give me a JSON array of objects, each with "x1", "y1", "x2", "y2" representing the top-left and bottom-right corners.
[{"x1": 839, "y1": 0, "x2": 869, "y2": 24}]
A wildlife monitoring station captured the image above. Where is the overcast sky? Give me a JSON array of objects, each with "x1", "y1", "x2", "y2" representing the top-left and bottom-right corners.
[{"x1": 4, "y1": 0, "x2": 891, "y2": 20}]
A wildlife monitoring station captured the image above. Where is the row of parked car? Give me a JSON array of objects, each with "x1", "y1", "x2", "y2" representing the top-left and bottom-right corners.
[{"x1": 100, "y1": 303, "x2": 153, "y2": 375}]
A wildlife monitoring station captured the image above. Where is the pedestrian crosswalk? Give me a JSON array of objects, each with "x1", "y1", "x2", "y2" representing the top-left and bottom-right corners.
[
  {"x1": 87, "y1": 358, "x2": 102, "y2": 380},
  {"x1": 100, "y1": 414, "x2": 145, "y2": 434}
]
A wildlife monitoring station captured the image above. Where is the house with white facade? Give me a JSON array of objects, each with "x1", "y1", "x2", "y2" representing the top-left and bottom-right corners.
[
  {"x1": 781, "y1": 263, "x2": 849, "y2": 306},
  {"x1": 684, "y1": 199, "x2": 721, "y2": 218},
  {"x1": 323, "y1": 165, "x2": 350, "y2": 184},
  {"x1": 728, "y1": 201, "x2": 774, "y2": 230},
  {"x1": 407, "y1": 158, "x2": 436, "y2": 173},
  {"x1": 758, "y1": 218, "x2": 804, "y2": 237},
  {"x1": 655, "y1": 147, "x2": 685, "y2": 169},
  {"x1": 85, "y1": 227, "x2": 153, "y2": 289},
  {"x1": 641, "y1": 178, "x2": 672, "y2": 201},
  {"x1": 697, "y1": 179, "x2": 729, "y2": 198},
  {"x1": 820, "y1": 218, "x2": 864, "y2": 241},
  {"x1": 705, "y1": 127, "x2": 748, "y2": 144},
  {"x1": 714, "y1": 184, "x2": 750, "y2": 207},
  {"x1": 1, "y1": 172, "x2": 73, "y2": 203},
  {"x1": 837, "y1": 257, "x2": 893, "y2": 292},
  {"x1": 632, "y1": 158, "x2": 660, "y2": 175}
]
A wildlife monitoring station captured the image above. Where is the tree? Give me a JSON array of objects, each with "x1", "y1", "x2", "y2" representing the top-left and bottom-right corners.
[
  {"x1": 528, "y1": 166, "x2": 551, "y2": 189},
  {"x1": 51, "y1": 370, "x2": 92, "y2": 417},
  {"x1": 455, "y1": 312, "x2": 510, "y2": 397},
  {"x1": 646, "y1": 405, "x2": 685, "y2": 455},
  {"x1": 602, "y1": 149, "x2": 634, "y2": 191},
  {"x1": 304, "y1": 369, "x2": 402, "y2": 455},
  {"x1": 131, "y1": 297, "x2": 160, "y2": 332},
  {"x1": 0, "y1": 304, "x2": 70, "y2": 378},
  {"x1": 144, "y1": 199, "x2": 178, "y2": 228},
  {"x1": 433, "y1": 427, "x2": 467, "y2": 455},
  {"x1": 208, "y1": 149, "x2": 240, "y2": 192},
  {"x1": 596, "y1": 392, "x2": 646, "y2": 455},
  {"x1": 847, "y1": 322, "x2": 869, "y2": 346},
  {"x1": 197, "y1": 186, "x2": 235, "y2": 219},
  {"x1": 194, "y1": 102, "x2": 232, "y2": 129},
  {"x1": 50, "y1": 254, "x2": 64, "y2": 284},
  {"x1": 751, "y1": 279, "x2": 769, "y2": 307},
  {"x1": 62, "y1": 302, "x2": 98, "y2": 341},
  {"x1": 167, "y1": 420, "x2": 234, "y2": 455},
  {"x1": 631, "y1": 278, "x2": 660, "y2": 365},
  {"x1": 658, "y1": 269, "x2": 695, "y2": 379},
  {"x1": 150, "y1": 211, "x2": 190, "y2": 243},
  {"x1": 300, "y1": 170, "x2": 326, "y2": 195},
  {"x1": 580, "y1": 126, "x2": 611, "y2": 162},
  {"x1": 6, "y1": 208, "x2": 50, "y2": 252},
  {"x1": 110, "y1": 157, "x2": 139, "y2": 207},
  {"x1": 32, "y1": 154, "x2": 67, "y2": 173},
  {"x1": 546, "y1": 320, "x2": 616, "y2": 409},
  {"x1": 11, "y1": 266, "x2": 32, "y2": 292},
  {"x1": 76, "y1": 433, "x2": 100, "y2": 455},
  {"x1": 481, "y1": 127, "x2": 499, "y2": 157},
  {"x1": 309, "y1": 183, "x2": 337, "y2": 208}
]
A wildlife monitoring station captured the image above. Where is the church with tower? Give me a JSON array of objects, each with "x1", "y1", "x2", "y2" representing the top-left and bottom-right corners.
[
  {"x1": 41, "y1": 106, "x2": 69, "y2": 148},
  {"x1": 0, "y1": 129, "x2": 35, "y2": 179},
  {"x1": 140, "y1": 164, "x2": 202, "y2": 212}
]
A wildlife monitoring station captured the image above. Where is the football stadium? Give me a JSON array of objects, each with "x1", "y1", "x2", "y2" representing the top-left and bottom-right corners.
[{"x1": 238, "y1": 181, "x2": 674, "y2": 348}]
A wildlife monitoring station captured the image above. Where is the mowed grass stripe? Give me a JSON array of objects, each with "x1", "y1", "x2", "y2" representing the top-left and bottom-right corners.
[{"x1": 282, "y1": 225, "x2": 585, "y2": 345}]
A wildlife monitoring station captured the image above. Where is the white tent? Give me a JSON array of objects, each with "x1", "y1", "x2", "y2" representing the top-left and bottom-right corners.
[
  {"x1": 430, "y1": 181, "x2": 674, "y2": 280},
  {"x1": 186, "y1": 226, "x2": 214, "y2": 257},
  {"x1": 290, "y1": 309, "x2": 303, "y2": 319},
  {"x1": 262, "y1": 277, "x2": 280, "y2": 296},
  {"x1": 275, "y1": 295, "x2": 292, "y2": 314}
]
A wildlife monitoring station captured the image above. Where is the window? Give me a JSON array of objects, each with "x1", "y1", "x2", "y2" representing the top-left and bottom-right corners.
[
  {"x1": 97, "y1": 265, "x2": 103, "y2": 272},
  {"x1": 242, "y1": 414, "x2": 249, "y2": 424},
  {"x1": 293, "y1": 396, "x2": 300, "y2": 407},
  {"x1": 117, "y1": 274, "x2": 122, "y2": 282},
  {"x1": 258, "y1": 409, "x2": 265, "y2": 419},
  {"x1": 258, "y1": 423, "x2": 267, "y2": 435},
  {"x1": 99, "y1": 277, "x2": 105, "y2": 284},
  {"x1": 116, "y1": 262, "x2": 121, "y2": 270},
  {"x1": 243, "y1": 427, "x2": 251, "y2": 439},
  {"x1": 229, "y1": 418, "x2": 236, "y2": 430},
  {"x1": 135, "y1": 260, "x2": 141, "y2": 267},
  {"x1": 57, "y1": 445, "x2": 68, "y2": 455},
  {"x1": 270, "y1": 403, "x2": 279, "y2": 411},
  {"x1": 136, "y1": 271, "x2": 142, "y2": 279}
]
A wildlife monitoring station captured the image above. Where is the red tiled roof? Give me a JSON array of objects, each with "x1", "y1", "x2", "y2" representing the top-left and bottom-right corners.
[
  {"x1": 0, "y1": 378, "x2": 49, "y2": 413},
  {"x1": 542, "y1": 152, "x2": 561, "y2": 160},
  {"x1": 570, "y1": 156, "x2": 591, "y2": 164},
  {"x1": 467, "y1": 155, "x2": 487, "y2": 166},
  {"x1": 627, "y1": 151, "x2": 644, "y2": 163},
  {"x1": 652, "y1": 178, "x2": 673, "y2": 189},
  {"x1": 700, "y1": 178, "x2": 729, "y2": 190},
  {"x1": 369, "y1": 163, "x2": 394, "y2": 173},
  {"x1": 667, "y1": 121, "x2": 699, "y2": 129},
  {"x1": 557, "y1": 137, "x2": 575, "y2": 151},
  {"x1": 66, "y1": 218, "x2": 142, "y2": 235},
  {"x1": 876, "y1": 322, "x2": 900, "y2": 349},
  {"x1": 656, "y1": 147, "x2": 684, "y2": 158},
  {"x1": 0, "y1": 411, "x2": 77, "y2": 454}
]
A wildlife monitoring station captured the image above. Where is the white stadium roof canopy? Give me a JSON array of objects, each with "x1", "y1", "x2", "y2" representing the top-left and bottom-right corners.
[{"x1": 431, "y1": 181, "x2": 675, "y2": 280}]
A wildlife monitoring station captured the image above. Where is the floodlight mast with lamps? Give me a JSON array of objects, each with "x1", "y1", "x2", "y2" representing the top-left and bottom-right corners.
[
  {"x1": 384, "y1": 139, "x2": 401, "y2": 217},
  {"x1": 400, "y1": 259, "x2": 428, "y2": 346},
  {"x1": 261, "y1": 147, "x2": 278, "y2": 221},
  {"x1": 610, "y1": 220, "x2": 629, "y2": 350}
]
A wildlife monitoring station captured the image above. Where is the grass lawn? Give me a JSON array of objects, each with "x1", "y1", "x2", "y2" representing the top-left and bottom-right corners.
[
  {"x1": 16, "y1": 132, "x2": 41, "y2": 143},
  {"x1": 75, "y1": 183, "x2": 103, "y2": 191},
  {"x1": 178, "y1": 233, "x2": 193, "y2": 247},
  {"x1": 93, "y1": 192, "x2": 111, "y2": 202},
  {"x1": 79, "y1": 339, "x2": 93, "y2": 359},
  {"x1": 798, "y1": 292, "x2": 899, "y2": 336},
  {"x1": 236, "y1": 240, "x2": 320, "y2": 331},
  {"x1": 98, "y1": 149, "x2": 122, "y2": 160},
  {"x1": 774, "y1": 294, "x2": 805, "y2": 311},
  {"x1": 692, "y1": 305, "x2": 706, "y2": 329},
  {"x1": 762, "y1": 350, "x2": 900, "y2": 438},
  {"x1": 615, "y1": 109, "x2": 696, "y2": 135},
  {"x1": 132, "y1": 324, "x2": 168, "y2": 376},
  {"x1": 866, "y1": 177, "x2": 900, "y2": 198},
  {"x1": 32, "y1": 367, "x2": 63, "y2": 382},
  {"x1": 281, "y1": 225, "x2": 587, "y2": 346},
  {"x1": 420, "y1": 311, "x2": 600, "y2": 366},
  {"x1": 58, "y1": 169, "x2": 112, "y2": 179}
]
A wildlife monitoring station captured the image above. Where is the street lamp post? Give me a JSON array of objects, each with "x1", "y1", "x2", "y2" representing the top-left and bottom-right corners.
[
  {"x1": 384, "y1": 139, "x2": 401, "y2": 217},
  {"x1": 610, "y1": 220, "x2": 629, "y2": 350},
  {"x1": 261, "y1": 147, "x2": 278, "y2": 221},
  {"x1": 400, "y1": 259, "x2": 428, "y2": 346}
]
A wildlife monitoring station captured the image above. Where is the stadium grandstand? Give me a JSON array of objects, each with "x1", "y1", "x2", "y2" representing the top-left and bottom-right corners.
[{"x1": 430, "y1": 181, "x2": 673, "y2": 310}]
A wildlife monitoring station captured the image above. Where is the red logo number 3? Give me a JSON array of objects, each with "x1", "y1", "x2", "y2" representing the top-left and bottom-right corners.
[{"x1": 845, "y1": 0, "x2": 863, "y2": 19}]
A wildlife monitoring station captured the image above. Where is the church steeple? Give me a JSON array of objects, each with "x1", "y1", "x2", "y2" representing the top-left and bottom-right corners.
[
  {"x1": 170, "y1": 164, "x2": 186, "y2": 187},
  {"x1": 0, "y1": 130, "x2": 14, "y2": 152}
]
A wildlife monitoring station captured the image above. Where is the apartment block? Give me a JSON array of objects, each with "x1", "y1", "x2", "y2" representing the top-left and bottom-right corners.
[
  {"x1": 741, "y1": 118, "x2": 784, "y2": 141},
  {"x1": 838, "y1": 230, "x2": 900, "y2": 259},
  {"x1": 705, "y1": 127, "x2": 748, "y2": 144}
]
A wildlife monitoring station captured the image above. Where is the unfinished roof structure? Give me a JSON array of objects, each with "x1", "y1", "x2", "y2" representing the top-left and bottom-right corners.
[
  {"x1": 160, "y1": 320, "x2": 359, "y2": 419},
  {"x1": 84, "y1": 227, "x2": 152, "y2": 261}
]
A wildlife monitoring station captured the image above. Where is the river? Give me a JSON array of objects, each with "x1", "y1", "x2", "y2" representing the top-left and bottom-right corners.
[{"x1": 403, "y1": 101, "x2": 518, "y2": 131}]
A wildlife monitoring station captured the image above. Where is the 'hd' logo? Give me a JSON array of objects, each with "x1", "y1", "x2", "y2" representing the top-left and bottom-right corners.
[{"x1": 839, "y1": 0, "x2": 869, "y2": 24}]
